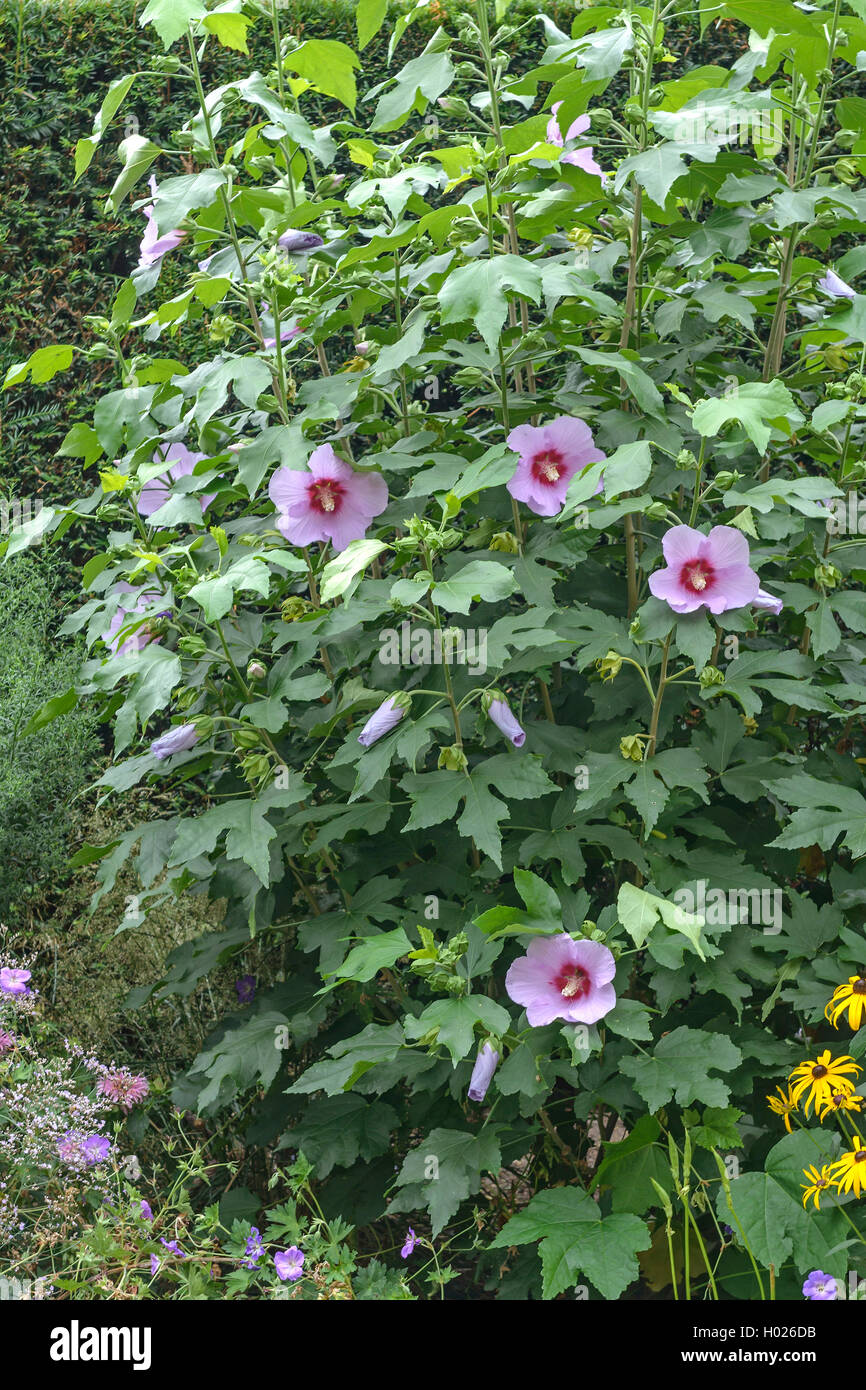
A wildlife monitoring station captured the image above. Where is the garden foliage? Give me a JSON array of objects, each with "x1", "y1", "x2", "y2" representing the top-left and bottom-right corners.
[{"x1": 7, "y1": 0, "x2": 866, "y2": 1299}]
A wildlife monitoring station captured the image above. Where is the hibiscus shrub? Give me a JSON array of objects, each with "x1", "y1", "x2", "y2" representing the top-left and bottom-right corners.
[{"x1": 8, "y1": 0, "x2": 866, "y2": 1300}]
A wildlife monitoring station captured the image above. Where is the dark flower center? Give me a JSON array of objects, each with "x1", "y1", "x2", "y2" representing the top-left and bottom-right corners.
[
  {"x1": 532, "y1": 450, "x2": 565, "y2": 486},
  {"x1": 556, "y1": 965, "x2": 590, "y2": 1000},
  {"x1": 680, "y1": 559, "x2": 715, "y2": 594},
  {"x1": 854, "y1": 979, "x2": 866, "y2": 995},
  {"x1": 812, "y1": 1064, "x2": 828, "y2": 1079},
  {"x1": 308, "y1": 478, "x2": 344, "y2": 514},
  {"x1": 857, "y1": 1150, "x2": 866, "y2": 1163}
]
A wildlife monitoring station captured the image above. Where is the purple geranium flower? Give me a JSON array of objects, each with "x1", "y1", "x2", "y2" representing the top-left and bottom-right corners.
[
  {"x1": 140, "y1": 1201, "x2": 153, "y2": 1221},
  {"x1": 82, "y1": 1135, "x2": 112, "y2": 1165},
  {"x1": 150, "y1": 1254, "x2": 160, "y2": 1276},
  {"x1": 505, "y1": 934, "x2": 617, "y2": 1027},
  {"x1": 817, "y1": 270, "x2": 855, "y2": 300},
  {"x1": 278, "y1": 229, "x2": 324, "y2": 254},
  {"x1": 0, "y1": 967, "x2": 30, "y2": 996},
  {"x1": 235, "y1": 975, "x2": 257, "y2": 1005},
  {"x1": 268, "y1": 444, "x2": 388, "y2": 553},
  {"x1": 803, "y1": 1269, "x2": 837, "y2": 1300},
  {"x1": 484, "y1": 693, "x2": 525, "y2": 748},
  {"x1": 358, "y1": 694, "x2": 410, "y2": 748},
  {"x1": 400, "y1": 1229, "x2": 418, "y2": 1259},
  {"x1": 648, "y1": 525, "x2": 782, "y2": 616},
  {"x1": 506, "y1": 416, "x2": 604, "y2": 517},
  {"x1": 546, "y1": 104, "x2": 605, "y2": 179},
  {"x1": 467, "y1": 1041, "x2": 499, "y2": 1103},
  {"x1": 150, "y1": 723, "x2": 199, "y2": 760},
  {"x1": 138, "y1": 442, "x2": 217, "y2": 519},
  {"x1": 138, "y1": 177, "x2": 186, "y2": 270},
  {"x1": 274, "y1": 1247, "x2": 304, "y2": 1282},
  {"x1": 0, "y1": 1029, "x2": 16, "y2": 1054},
  {"x1": 243, "y1": 1227, "x2": 265, "y2": 1269},
  {"x1": 160, "y1": 1238, "x2": 187, "y2": 1259}
]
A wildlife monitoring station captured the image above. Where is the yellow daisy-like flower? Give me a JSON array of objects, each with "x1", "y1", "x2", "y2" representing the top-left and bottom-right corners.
[
  {"x1": 830, "y1": 1136, "x2": 866, "y2": 1198},
  {"x1": 817, "y1": 1088, "x2": 865, "y2": 1123},
  {"x1": 789, "y1": 1051, "x2": 861, "y2": 1117},
  {"x1": 766, "y1": 1084, "x2": 798, "y2": 1132},
  {"x1": 802, "y1": 1164, "x2": 835, "y2": 1210},
  {"x1": 826, "y1": 976, "x2": 866, "y2": 1031}
]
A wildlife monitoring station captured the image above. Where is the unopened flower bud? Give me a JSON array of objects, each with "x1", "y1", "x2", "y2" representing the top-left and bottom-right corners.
[
  {"x1": 698, "y1": 665, "x2": 725, "y2": 689},
  {"x1": 714, "y1": 471, "x2": 741, "y2": 490},
  {"x1": 676, "y1": 449, "x2": 698, "y2": 471},
  {"x1": 620, "y1": 734, "x2": 645, "y2": 762},
  {"x1": 281, "y1": 596, "x2": 311, "y2": 621},
  {"x1": 438, "y1": 743, "x2": 468, "y2": 772},
  {"x1": 247, "y1": 660, "x2": 267, "y2": 681},
  {"x1": 741, "y1": 715, "x2": 758, "y2": 736},
  {"x1": 178, "y1": 634, "x2": 208, "y2": 658},
  {"x1": 191, "y1": 715, "x2": 214, "y2": 739},
  {"x1": 597, "y1": 651, "x2": 623, "y2": 682},
  {"x1": 489, "y1": 531, "x2": 519, "y2": 553},
  {"x1": 644, "y1": 502, "x2": 668, "y2": 520},
  {"x1": 814, "y1": 562, "x2": 842, "y2": 589}
]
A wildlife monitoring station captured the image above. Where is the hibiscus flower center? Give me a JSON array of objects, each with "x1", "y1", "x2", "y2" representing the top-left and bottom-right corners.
[
  {"x1": 308, "y1": 478, "x2": 344, "y2": 514},
  {"x1": 532, "y1": 450, "x2": 565, "y2": 485},
  {"x1": 556, "y1": 965, "x2": 590, "y2": 999},
  {"x1": 680, "y1": 559, "x2": 714, "y2": 593}
]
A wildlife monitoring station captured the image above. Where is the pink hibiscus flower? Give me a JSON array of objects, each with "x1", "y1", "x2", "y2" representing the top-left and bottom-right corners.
[
  {"x1": 102, "y1": 584, "x2": 167, "y2": 657},
  {"x1": 138, "y1": 177, "x2": 186, "y2": 270},
  {"x1": 546, "y1": 104, "x2": 605, "y2": 179},
  {"x1": 268, "y1": 444, "x2": 388, "y2": 553},
  {"x1": 505, "y1": 934, "x2": 617, "y2": 1027},
  {"x1": 506, "y1": 416, "x2": 605, "y2": 517},
  {"x1": 648, "y1": 524, "x2": 781, "y2": 616},
  {"x1": 138, "y1": 443, "x2": 217, "y2": 518}
]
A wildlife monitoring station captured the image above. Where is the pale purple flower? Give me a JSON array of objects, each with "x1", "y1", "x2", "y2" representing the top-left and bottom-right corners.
[
  {"x1": 57, "y1": 1132, "x2": 81, "y2": 1165},
  {"x1": 546, "y1": 104, "x2": 605, "y2": 179},
  {"x1": 468, "y1": 1042, "x2": 499, "y2": 1103},
  {"x1": 138, "y1": 177, "x2": 186, "y2": 270},
  {"x1": 803, "y1": 1269, "x2": 837, "y2": 1300},
  {"x1": 753, "y1": 588, "x2": 783, "y2": 615},
  {"x1": 235, "y1": 975, "x2": 256, "y2": 1005},
  {"x1": 817, "y1": 270, "x2": 855, "y2": 300},
  {"x1": 102, "y1": 584, "x2": 167, "y2": 657},
  {"x1": 485, "y1": 694, "x2": 525, "y2": 748},
  {"x1": 150, "y1": 1254, "x2": 160, "y2": 1276},
  {"x1": 150, "y1": 723, "x2": 199, "y2": 760},
  {"x1": 649, "y1": 525, "x2": 766, "y2": 615},
  {"x1": 505, "y1": 934, "x2": 617, "y2": 1027},
  {"x1": 278, "y1": 229, "x2": 324, "y2": 253},
  {"x1": 82, "y1": 1135, "x2": 112, "y2": 1166},
  {"x1": 400, "y1": 1229, "x2": 418, "y2": 1259},
  {"x1": 160, "y1": 1238, "x2": 186, "y2": 1258},
  {"x1": 138, "y1": 442, "x2": 216, "y2": 518},
  {"x1": 358, "y1": 694, "x2": 409, "y2": 748},
  {"x1": 0, "y1": 1029, "x2": 16, "y2": 1054},
  {"x1": 97, "y1": 1069, "x2": 149, "y2": 1110},
  {"x1": 140, "y1": 1201, "x2": 153, "y2": 1221},
  {"x1": 506, "y1": 416, "x2": 604, "y2": 517},
  {"x1": 274, "y1": 1246, "x2": 304, "y2": 1281},
  {"x1": 268, "y1": 444, "x2": 388, "y2": 553},
  {"x1": 263, "y1": 323, "x2": 301, "y2": 351},
  {"x1": 0, "y1": 968, "x2": 30, "y2": 996},
  {"x1": 243, "y1": 1227, "x2": 265, "y2": 1269}
]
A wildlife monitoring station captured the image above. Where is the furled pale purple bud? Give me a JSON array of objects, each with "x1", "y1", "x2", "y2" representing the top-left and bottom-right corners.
[
  {"x1": 357, "y1": 693, "x2": 411, "y2": 749},
  {"x1": 278, "y1": 229, "x2": 324, "y2": 253},
  {"x1": 753, "y1": 588, "x2": 783, "y2": 615},
  {"x1": 483, "y1": 691, "x2": 526, "y2": 748},
  {"x1": 150, "y1": 723, "x2": 199, "y2": 760},
  {"x1": 247, "y1": 661, "x2": 267, "y2": 681},
  {"x1": 818, "y1": 269, "x2": 856, "y2": 300},
  {"x1": 468, "y1": 1041, "x2": 500, "y2": 1102}
]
